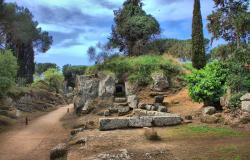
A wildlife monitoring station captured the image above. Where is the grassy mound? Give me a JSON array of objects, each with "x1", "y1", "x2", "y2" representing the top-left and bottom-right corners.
[{"x1": 87, "y1": 55, "x2": 186, "y2": 86}]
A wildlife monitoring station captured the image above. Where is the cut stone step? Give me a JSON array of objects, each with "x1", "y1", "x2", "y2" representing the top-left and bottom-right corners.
[
  {"x1": 99, "y1": 115, "x2": 182, "y2": 131},
  {"x1": 114, "y1": 102, "x2": 128, "y2": 106},
  {"x1": 114, "y1": 97, "x2": 127, "y2": 103}
]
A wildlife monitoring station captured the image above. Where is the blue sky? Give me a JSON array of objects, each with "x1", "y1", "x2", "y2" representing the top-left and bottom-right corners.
[{"x1": 6, "y1": 0, "x2": 223, "y2": 67}]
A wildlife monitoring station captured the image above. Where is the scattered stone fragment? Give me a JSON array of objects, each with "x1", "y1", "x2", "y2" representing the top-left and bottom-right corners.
[
  {"x1": 155, "y1": 96, "x2": 164, "y2": 104},
  {"x1": 203, "y1": 106, "x2": 216, "y2": 115},
  {"x1": 157, "y1": 106, "x2": 167, "y2": 112},
  {"x1": 75, "y1": 137, "x2": 87, "y2": 145},
  {"x1": 118, "y1": 107, "x2": 131, "y2": 116},
  {"x1": 50, "y1": 143, "x2": 67, "y2": 160},
  {"x1": 184, "y1": 115, "x2": 193, "y2": 120},
  {"x1": 70, "y1": 128, "x2": 85, "y2": 136},
  {"x1": 200, "y1": 115, "x2": 220, "y2": 124}
]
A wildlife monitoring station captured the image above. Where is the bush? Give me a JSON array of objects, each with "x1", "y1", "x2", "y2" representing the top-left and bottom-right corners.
[
  {"x1": 0, "y1": 50, "x2": 18, "y2": 97},
  {"x1": 144, "y1": 128, "x2": 161, "y2": 141},
  {"x1": 33, "y1": 68, "x2": 64, "y2": 93},
  {"x1": 186, "y1": 61, "x2": 228, "y2": 106},
  {"x1": 44, "y1": 68, "x2": 64, "y2": 93}
]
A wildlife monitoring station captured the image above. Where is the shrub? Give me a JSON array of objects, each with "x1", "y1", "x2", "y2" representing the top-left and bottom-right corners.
[
  {"x1": 33, "y1": 68, "x2": 65, "y2": 93},
  {"x1": 144, "y1": 128, "x2": 161, "y2": 141},
  {"x1": 43, "y1": 68, "x2": 64, "y2": 93},
  {"x1": 186, "y1": 61, "x2": 228, "y2": 106},
  {"x1": 0, "y1": 50, "x2": 18, "y2": 97}
]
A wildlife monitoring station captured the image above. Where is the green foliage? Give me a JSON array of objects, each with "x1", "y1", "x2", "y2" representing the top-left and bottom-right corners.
[
  {"x1": 110, "y1": 0, "x2": 160, "y2": 55},
  {"x1": 186, "y1": 61, "x2": 228, "y2": 106},
  {"x1": 0, "y1": 50, "x2": 18, "y2": 97},
  {"x1": 192, "y1": 0, "x2": 206, "y2": 69},
  {"x1": 62, "y1": 65, "x2": 87, "y2": 88},
  {"x1": 210, "y1": 44, "x2": 236, "y2": 61},
  {"x1": 207, "y1": 0, "x2": 249, "y2": 46},
  {"x1": 226, "y1": 45, "x2": 250, "y2": 93},
  {"x1": 1, "y1": 2, "x2": 52, "y2": 83},
  {"x1": 87, "y1": 55, "x2": 182, "y2": 86},
  {"x1": 33, "y1": 68, "x2": 64, "y2": 93},
  {"x1": 43, "y1": 68, "x2": 64, "y2": 93},
  {"x1": 35, "y1": 63, "x2": 58, "y2": 75}
]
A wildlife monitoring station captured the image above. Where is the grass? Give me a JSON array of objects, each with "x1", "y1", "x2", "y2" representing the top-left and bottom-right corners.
[
  {"x1": 161, "y1": 124, "x2": 247, "y2": 139},
  {"x1": 86, "y1": 55, "x2": 185, "y2": 86}
]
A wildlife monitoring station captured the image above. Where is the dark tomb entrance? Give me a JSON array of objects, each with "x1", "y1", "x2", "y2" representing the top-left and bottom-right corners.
[{"x1": 115, "y1": 83, "x2": 126, "y2": 97}]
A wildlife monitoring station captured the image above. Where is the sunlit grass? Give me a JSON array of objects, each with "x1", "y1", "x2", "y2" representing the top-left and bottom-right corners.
[{"x1": 160, "y1": 124, "x2": 247, "y2": 139}]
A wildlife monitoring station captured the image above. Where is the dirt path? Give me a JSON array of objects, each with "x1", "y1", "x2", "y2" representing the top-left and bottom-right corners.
[{"x1": 0, "y1": 104, "x2": 73, "y2": 160}]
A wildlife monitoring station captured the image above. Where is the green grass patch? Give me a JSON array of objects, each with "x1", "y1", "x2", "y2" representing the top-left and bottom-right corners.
[{"x1": 162, "y1": 124, "x2": 246, "y2": 139}]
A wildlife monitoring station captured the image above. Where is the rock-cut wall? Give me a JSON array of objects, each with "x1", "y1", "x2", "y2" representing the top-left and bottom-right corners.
[{"x1": 73, "y1": 74, "x2": 116, "y2": 114}]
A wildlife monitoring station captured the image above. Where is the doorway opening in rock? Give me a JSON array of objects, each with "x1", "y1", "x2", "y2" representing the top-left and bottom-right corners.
[{"x1": 115, "y1": 83, "x2": 126, "y2": 97}]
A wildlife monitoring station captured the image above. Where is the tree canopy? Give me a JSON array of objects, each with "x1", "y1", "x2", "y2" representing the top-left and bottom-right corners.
[
  {"x1": 207, "y1": 0, "x2": 250, "y2": 47},
  {"x1": 109, "y1": 0, "x2": 160, "y2": 56},
  {"x1": 192, "y1": 0, "x2": 206, "y2": 69},
  {"x1": 0, "y1": 2, "x2": 52, "y2": 83}
]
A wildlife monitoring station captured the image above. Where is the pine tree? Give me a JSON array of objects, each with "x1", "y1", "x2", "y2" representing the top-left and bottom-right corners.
[{"x1": 191, "y1": 0, "x2": 206, "y2": 69}]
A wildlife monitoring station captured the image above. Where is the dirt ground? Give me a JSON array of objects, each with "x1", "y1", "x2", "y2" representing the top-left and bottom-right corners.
[
  {"x1": 65, "y1": 89, "x2": 250, "y2": 160},
  {"x1": 0, "y1": 104, "x2": 73, "y2": 160}
]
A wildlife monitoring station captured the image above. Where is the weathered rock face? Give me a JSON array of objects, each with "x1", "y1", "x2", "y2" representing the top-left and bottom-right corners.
[
  {"x1": 74, "y1": 75, "x2": 99, "y2": 114},
  {"x1": 99, "y1": 115, "x2": 182, "y2": 131},
  {"x1": 127, "y1": 95, "x2": 139, "y2": 109},
  {"x1": 98, "y1": 75, "x2": 116, "y2": 98},
  {"x1": 82, "y1": 100, "x2": 96, "y2": 114},
  {"x1": 99, "y1": 117, "x2": 129, "y2": 131},
  {"x1": 125, "y1": 81, "x2": 137, "y2": 96},
  {"x1": 151, "y1": 72, "x2": 169, "y2": 92},
  {"x1": 241, "y1": 93, "x2": 250, "y2": 112}
]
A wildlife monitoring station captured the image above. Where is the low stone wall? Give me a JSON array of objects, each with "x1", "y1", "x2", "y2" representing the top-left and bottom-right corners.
[{"x1": 99, "y1": 115, "x2": 182, "y2": 131}]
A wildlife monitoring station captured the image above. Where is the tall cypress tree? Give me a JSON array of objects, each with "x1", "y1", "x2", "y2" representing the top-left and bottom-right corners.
[{"x1": 192, "y1": 0, "x2": 206, "y2": 69}]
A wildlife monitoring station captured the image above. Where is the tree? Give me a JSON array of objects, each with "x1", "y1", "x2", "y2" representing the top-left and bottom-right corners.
[
  {"x1": 87, "y1": 42, "x2": 120, "y2": 64},
  {"x1": 35, "y1": 63, "x2": 58, "y2": 75},
  {"x1": 207, "y1": 0, "x2": 250, "y2": 47},
  {"x1": 109, "y1": 0, "x2": 160, "y2": 56},
  {"x1": 191, "y1": 0, "x2": 206, "y2": 69},
  {"x1": 0, "y1": 50, "x2": 18, "y2": 97},
  {"x1": 1, "y1": 2, "x2": 52, "y2": 83}
]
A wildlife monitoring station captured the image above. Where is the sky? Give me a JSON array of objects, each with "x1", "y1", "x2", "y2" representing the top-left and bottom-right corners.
[{"x1": 5, "y1": 0, "x2": 223, "y2": 67}]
